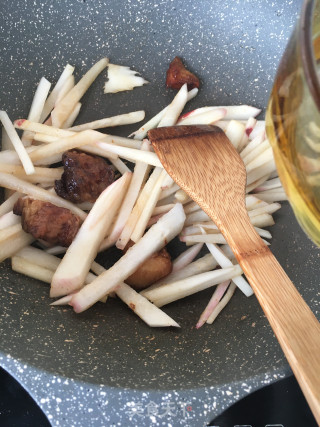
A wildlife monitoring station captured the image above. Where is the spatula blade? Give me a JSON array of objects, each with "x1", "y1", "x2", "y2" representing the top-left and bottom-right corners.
[{"x1": 149, "y1": 124, "x2": 247, "y2": 226}]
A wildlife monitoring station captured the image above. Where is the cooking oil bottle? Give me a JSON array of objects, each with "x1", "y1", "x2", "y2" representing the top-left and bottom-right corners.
[{"x1": 266, "y1": 0, "x2": 320, "y2": 245}]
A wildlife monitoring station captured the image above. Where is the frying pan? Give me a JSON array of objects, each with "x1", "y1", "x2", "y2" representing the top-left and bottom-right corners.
[{"x1": 0, "y1": 0, "x2": 319, "y2": 425}]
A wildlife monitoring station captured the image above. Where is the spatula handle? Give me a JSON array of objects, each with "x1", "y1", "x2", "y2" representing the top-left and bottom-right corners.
[{"x1": 224, "y1": 219, "x2": 320, "y2": 424}]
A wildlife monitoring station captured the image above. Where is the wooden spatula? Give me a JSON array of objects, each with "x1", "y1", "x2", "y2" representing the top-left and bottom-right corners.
[{"x1": 148, "y1": 124, "x2": 320, "y2": 424}]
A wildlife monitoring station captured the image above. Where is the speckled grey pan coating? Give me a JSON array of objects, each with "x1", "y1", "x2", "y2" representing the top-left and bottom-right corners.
[{"x1": 0, "y1": 0, "x2": 319, "y2": 426}]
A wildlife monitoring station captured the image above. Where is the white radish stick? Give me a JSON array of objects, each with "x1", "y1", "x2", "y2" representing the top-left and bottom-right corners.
[
  {"x1": 146, "y1": 213, "x2": 166, "y2": 227},
  {"x1": 183, "y1": 201, "x2": 201, "y2": 214},
  {"x1": 0, "y1": 112, "x2": 35, "y2": 175},
  {"x1": 0, "y1": 165, "x2": 62, "y2": 184},
  {"x1": 52, "y1": 257, "x2": 179, "y2": 326},
  {"x1": 145, "y1": 265, "x2": 242, "y2": 307},
  {"x1": 0, "y1": 211, "x2": 20, "y2": 230},
  {"x1": 15, "y1": 118, "x2": 74, "y2": 138},
  {"x1": 249, "y1": 121, "x2": 266, "y2": 140},
  {"x1": 0, "y1": 223, "x2": 25, "y2": 243},
  {"x1": 206, "y1": 282, "x2": 237, "y2": 324},
  {"x1": 171, "y1": 243, "x2": 203, "y2": 273},
  {"x1": 247, "y1": 213, "x2": 275, "y2": 228},
  {"x1": 213, "y1": 105, "x2": 261, "y2": 120},
  {"x1": 12, "y1": 256, "x2": 55, "y2": 284},
  {"x1": 68, "y1": 111, "x2": 145, "y2": 131},
  {"x1": 175, "y1": 189, "x2": 192, "y2": 203},
  {"x1": 185, "y1": 206, "x2": 275, "y2": 228},
  {"x1": 152, "y1": 203, "x2": 176, "y2": 216},
  {"x1": 16, "y1": 118, "x2": 142, "y2": 150},
  {"x1": 50, "y1": 295, "x2": 74, "y2": 306},
  {"x1": 101, "y1": 134, "x2": 142, "y2": 149},
  {"x1": 0, "y1": 229, "x2": 34, "y2": 262},
  {"x1": 196, "y1": 280, "x2": 231, "y2": 328},
  {"x1": 54, "y1": 75, "x2": 75, "y2": 105},
  {"x1": 215, "y1": 119, "x2": 263, "y2": 134},
  {"x1": 246, "y1": 158, "x2": 276, "y2": 186},
  {"x1": 51, "y1": 286, "x2": 109, "y2": 305},
  {"x1": 31, "y1": 135, "x2": 118, "y2": 162},
  {"x1": 116, "y1": 282, "x2": 180, "y2": 327},
  {"x1": 251, "y1": 227, "x2": 272, "y2": 239},
  {"x1": 33, "y1": 133, "x2": 69, "y2": 144},
  {"x1": 242, "y1": 139, "x2": 271, "y2": 166},
  {"x1": 158, "y1": 183, "x2": 180, "y2": 201},
  {"x1": 141, "y1": 253, "x2": 217, "y2": 296},
  {"x1": 0, "y1": 148, "x2": 37, "y2": 166},
  {"x1": 178, "y1": 106, "x2": 220, "y2": 120},
  {"x1": 0, "y1": 172, "x2": 86, "y2": 220},
  {"x1": 180, "y1": 225, "x2": 204, "y2": 236},
  {"x1": 253, "y1": 177, "x2": 282, "y2": 192},
  {"x1": 248, "y1": 202, "x2": 281, "y2": 218},
  {"x1": 45, "y1": 246, "x2": 67, "y2": 255},
  {"x1": 96, "y1": 141, "x2": 162, "y2": 167},
  {"x1": 158, "y1": 83, "x2": 188, "y2": 127},
  {"x1": 240, "y1": 133, "x2": 266, "y2": 159},
  {"x1": 189, "y1": 222, "x2": 271, "y2": 239},
  {"x1": 131, "y1": 170, "x2": 171, "y2": 242},
  {"x1": 180, "y1": 225, "x2": 272, "y2": 244},
  {"x1": 21, "y1": 77, "x2": 51, "y2": 146},
  {"x1": 245, "y1": 195, "x2": 268, "y2": 210},
  {"x1": 225, "y1": 120, "x2": 245, "y2": 151},
  {"x1": 40, "y1": 64, "x2": 75, "y2": 123},
  {"x1": 28, "y1": 130, "x2": 106, "y2": 164},
  {"x1": 51, "y1": 58, "x2": 109, "y2": 128},
  {"x1": 1, "y1": 126, "x2": 12, "y2": 151},
  {"x1": 181, "y1": 234, "x2": 227, "y2": 245},
  {"x1": 246, "y1": 174, "x2": 271, "y2": 194},
  {"x1": 129, "y1": 106, "x2": 169, "y2": 141},
  {"x1": 185, "y1": 210, "x2": 210, "y2": 225},
  {"x1": 104, "y1": 64, "x2": 148, "y2": 93},
  {"x1": 116, "y1": 167, "x2": 163, "y2": 249},
  {"x1": 69, "y1": 203, "x2": 186, "y2": 313},
  {"x1": 130, "y1": 88, "x2": 198, "y2": 140},
  {"x1": 131, "y1": 107, "x2": 169, "y2": 140},
  {"x1": 100, "y1": 140, "x2": 151, "y2": 250},
  {"x1": 61, "y1": 102, "x2": 82, "y2": 129},
  {"x1": 238, "y1": 117, "x2": 257, "y2": 151},
  {"x1": 50, "y1": 172, "x2": 131, "y2": 297},
  {"x1": 177, "y1": 108, "x2": 227, "y2": 125},
  {"x1": 13, "y1": 246, "x2": 97, "y2": 285},
  {"x1": 0, "y1": 192, "x2": 22, "y2": 216},
  {"x1": 16, "y1": 246, "x2": 61, "y2": 270},
  {"x1": 204, "y1": 241, "x2": 253, "y2": 296},
  {"x1": 255, "y1": 189, "x2": 288, "y2": 203}
]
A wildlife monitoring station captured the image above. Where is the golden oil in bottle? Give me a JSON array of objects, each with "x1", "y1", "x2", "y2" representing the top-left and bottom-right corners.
[{"x1": 266, "y1": 3, "x2": 320, "y2": 245}]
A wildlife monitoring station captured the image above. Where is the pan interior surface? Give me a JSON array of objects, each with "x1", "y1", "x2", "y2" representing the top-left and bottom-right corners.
[{"x1": 1, "y1": 0, "x2": 318, "y2": 393}]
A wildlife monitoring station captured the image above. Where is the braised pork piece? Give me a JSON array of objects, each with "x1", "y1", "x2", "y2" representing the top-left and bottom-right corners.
[
  {"x1": 13, "y1": 197, "x2": 81, "y2": 247},
  {"x1": 124, "y1": 241, "x2": 172, "y2": 290},
  {"x1": 55, "y1": 150, "x2": 115, "y2": 203},
  {"x1": 166, "y1": 56, "x2": 200, "y2": 90}
]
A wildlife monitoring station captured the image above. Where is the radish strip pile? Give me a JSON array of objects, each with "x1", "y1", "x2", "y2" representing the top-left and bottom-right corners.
[{"x1": 0, "y1": 58, "x2": 287, "y2": 328}]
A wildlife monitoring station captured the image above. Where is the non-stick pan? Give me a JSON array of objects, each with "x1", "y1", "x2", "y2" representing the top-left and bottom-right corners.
[{"x1": 1, "y1": 0, "x2": 319, "y2": 425}]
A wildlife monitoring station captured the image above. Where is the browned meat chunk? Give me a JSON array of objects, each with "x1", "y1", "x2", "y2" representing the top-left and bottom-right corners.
[
  {"x1": 123, "y1": 241, "x2": 172, "y2": 290},
  {"x1": 55, "y1": 150, "x2": 115, "y2": 203},
  {"x1": 166, "y1": 57, "x2": 200, "y2": 90},
  {"x1": 13, "y1": 197, "x2": 81, "y2": 247}
]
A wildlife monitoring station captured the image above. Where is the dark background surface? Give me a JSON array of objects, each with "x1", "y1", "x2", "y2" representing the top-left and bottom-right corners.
[
  {"x1": 1, "y1": 0, "x2": 319, "y2": 426},
  {"x1": 0, "y1": 366, "x2": 317, "y2": 427}
]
